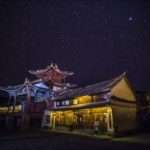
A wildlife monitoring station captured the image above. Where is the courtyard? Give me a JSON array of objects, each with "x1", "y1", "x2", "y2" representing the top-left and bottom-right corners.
[{"x1": 0, "y1": 130, "x2": 150, "y2": 150}]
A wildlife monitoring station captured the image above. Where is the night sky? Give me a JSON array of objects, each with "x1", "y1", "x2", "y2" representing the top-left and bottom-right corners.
[{"x1": 0, "y1": 0, "x2": 150, "y2": 90}]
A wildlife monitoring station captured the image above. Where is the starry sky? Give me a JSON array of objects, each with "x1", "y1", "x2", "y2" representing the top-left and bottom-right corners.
[{"x1": 0, "y1": 0, "x2": 150, "y2": 90}]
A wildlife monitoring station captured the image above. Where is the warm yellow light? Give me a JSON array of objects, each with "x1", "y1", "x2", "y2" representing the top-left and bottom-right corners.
[
  {"x1": 0, "y1": 107, "x2": 8, "y2": 112},
  {"x1": 0, "y1": 105, "x2": 22, "y2": 113},
  {"x1": 76, "y1": 95, "x2": 92, "y2": 104},
  {"x1": 73, "y1": 99, "x2": 78, "y2": 105}
]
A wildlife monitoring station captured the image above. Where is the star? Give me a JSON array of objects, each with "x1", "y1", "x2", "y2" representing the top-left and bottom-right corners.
[{"x1": 128, "y1": 16, "x2": 133, "y2": 21}]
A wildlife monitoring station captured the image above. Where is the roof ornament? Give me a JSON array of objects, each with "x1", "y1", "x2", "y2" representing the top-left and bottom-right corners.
[{"x1": 28, "y1": 63, "x2": 74, "y2": 85}]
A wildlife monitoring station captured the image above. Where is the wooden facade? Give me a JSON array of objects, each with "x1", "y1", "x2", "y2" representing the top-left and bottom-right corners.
[
  {"x1": 0, "y1": 70, "x2": 139, "y2": 136},
  {"x1": 0, "y1": 80, "x2": 50, "y2": 130},
  {"x1": 42, "y1": 73, "x2": 137, "y2": 136}
]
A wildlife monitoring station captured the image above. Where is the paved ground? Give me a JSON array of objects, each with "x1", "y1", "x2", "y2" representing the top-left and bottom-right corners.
[{"x1": 0, "y1": 130, "x2": 150, "y2": 150}]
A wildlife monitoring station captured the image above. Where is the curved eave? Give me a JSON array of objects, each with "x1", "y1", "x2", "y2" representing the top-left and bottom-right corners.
[
  {"x1": 52, "y1": 89, "x2": 110, "y2": 101},
  {"x1": 0, "y1": 89, "x2": 9, "y2": 98}
]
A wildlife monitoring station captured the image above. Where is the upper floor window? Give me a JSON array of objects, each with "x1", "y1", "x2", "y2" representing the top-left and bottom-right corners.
[
  {"x1": 78, "y1": 96, "x2": 92, "y2": 104},
  {"x1": 65, "y1": 100, "x2": 70, "y2": 105},
  {"x1": 73, "y1": 99, "x2": 78, "y2": 105},
  {"x1": 61, "y1": 101, "x2": 66, "y2": 105},
  {"x1": 56, "y1": 101, "x2": 60, "y2": 106}
]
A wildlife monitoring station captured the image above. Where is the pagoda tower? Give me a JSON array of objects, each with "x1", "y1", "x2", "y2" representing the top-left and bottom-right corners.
[{"x1": 29, "y1": 63, "x2": 75, "y2": 91}]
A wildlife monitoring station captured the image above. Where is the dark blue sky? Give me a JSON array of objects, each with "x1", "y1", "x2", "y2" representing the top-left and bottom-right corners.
[{"x1": 0, "y1": 0, "x2": 150, "y2": 90}]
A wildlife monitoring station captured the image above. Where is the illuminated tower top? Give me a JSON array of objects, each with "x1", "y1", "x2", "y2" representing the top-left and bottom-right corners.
[{"x1": 29, "y1": 63, "x2": 74, "y2": 85}]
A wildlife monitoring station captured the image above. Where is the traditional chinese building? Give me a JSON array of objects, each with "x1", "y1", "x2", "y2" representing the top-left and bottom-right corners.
[
  {"x1": 0, "y1": 63, "x2": 75, "y2": 130},
  {"x1": 0, "y1": 79, "x2": 51, "y2": 129},
  {"x1": 0, "y1": 64, "x2": 140, "y2": 135},
  {"x1": 29, "y1": 63, "x2": 74, "y2": 90},
  {"x1": 42, "y1": 72, "x2": 137, "y2": 136}
]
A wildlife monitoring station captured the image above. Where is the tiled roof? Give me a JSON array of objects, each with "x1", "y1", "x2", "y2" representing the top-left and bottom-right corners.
[{"x1": 53, "y1": 72, "x2": 126, "y2": 100}]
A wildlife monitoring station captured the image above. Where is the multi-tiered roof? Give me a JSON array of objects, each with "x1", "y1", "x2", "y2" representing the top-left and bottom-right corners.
[{"x1": 29, "y1": 63, "x2": 75, "y2": 89}]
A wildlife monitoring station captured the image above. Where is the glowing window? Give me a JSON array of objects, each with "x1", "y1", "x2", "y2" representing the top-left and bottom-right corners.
[
  {"x1": 73, "y1": 99, "x2": 78, "y2": 105},
  {"x1": 65, "y1": 100, "x2": 70, "y2": 105}
]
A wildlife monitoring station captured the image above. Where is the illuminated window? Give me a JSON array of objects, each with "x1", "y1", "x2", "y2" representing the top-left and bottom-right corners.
[
  {"x1": 73, "y1": 99, "x2": 78, "y2": 105},
  {"x1": 146, "y1": 95, "x2": 150, "y2": 101},
  {"x1": 56, "y1": 101, "x2": 60, "y2": 106},
  {"x1": 78, "y1": 96, "x2": 91, "y2": 104},
  {"x1": 62, "y1": 101, "x2": 66, "y2": 105},
  {"x1": 65, "y1": 100, "x2": 70, "y2": 105}
]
